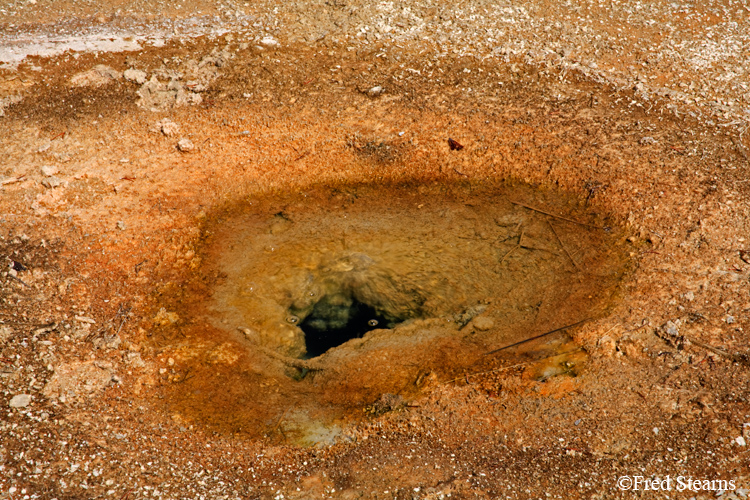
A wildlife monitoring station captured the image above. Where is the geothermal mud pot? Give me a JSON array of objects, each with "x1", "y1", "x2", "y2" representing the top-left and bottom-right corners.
[
  {"x1": 1, "y1": 2, "x2": 750, "y2": 499},
  {"x1": 162, "y1": 183, "x2": 630, "y2": 445}
]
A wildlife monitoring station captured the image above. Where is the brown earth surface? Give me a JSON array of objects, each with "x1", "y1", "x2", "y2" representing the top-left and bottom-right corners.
[{"x1": 1, "y1": 1, "x2": 750, "y2": 499}]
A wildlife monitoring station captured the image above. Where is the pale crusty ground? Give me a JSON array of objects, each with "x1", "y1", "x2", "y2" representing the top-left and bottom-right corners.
[{"x1": 1, "y1": 1, "x2": 750, "y2": 500}]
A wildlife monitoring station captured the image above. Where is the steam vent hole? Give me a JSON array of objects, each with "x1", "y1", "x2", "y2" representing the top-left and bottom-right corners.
[
  {"x1": 297, "y1": 294, "x2": 395, "y2": 358},
  {"x1": 159, "y1": 182, "x2": 632, "y2": 445}
]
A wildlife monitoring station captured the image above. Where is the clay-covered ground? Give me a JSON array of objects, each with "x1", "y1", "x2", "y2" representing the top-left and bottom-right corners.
[{"x1": 1, "y1": 0, "x2": 750, "y2": 499}]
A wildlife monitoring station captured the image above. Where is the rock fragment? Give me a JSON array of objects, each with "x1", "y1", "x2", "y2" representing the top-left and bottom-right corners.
[
  {"x1": 0, "y1": 325, "x2": 12, "y2": 342},
  {"x1": 123, "y1": 68, "x2": 148, "y2": 84},
  {"x1": 70, "y1": 65, "x2": 122, "y2": 87},
  {"x1": 41, "y1": 176, "x2": 63, "y2": 188},
  {"x1": 472, "y1": 316, "x2": 495, "y2": 331},
  {"x1": 42, "y1": 361, "x2": 115, "y2": 401},
  {"x1": 154, "y1": 118, "x2": 180, "y2": 137},
  {"x1": 137, "y1": 76, "x2": 203, "y2": 111},
  {"x1": 177, "y1": 138, "x2": 195, "y2": 152},
  {"x1": 40, "y1": 165, "x2": 58, "y2": 176},
  {"x1": 9, "y1": 394, "x2": 31, "y2": 408},
  {"x1": 260, "y1": 36, "x2": 279, "y2": 47}
]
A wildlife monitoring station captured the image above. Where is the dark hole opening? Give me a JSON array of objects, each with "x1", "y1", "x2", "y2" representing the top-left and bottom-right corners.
[{"x1": 299, "y1": 296, "x2": 393, "y2": 358}]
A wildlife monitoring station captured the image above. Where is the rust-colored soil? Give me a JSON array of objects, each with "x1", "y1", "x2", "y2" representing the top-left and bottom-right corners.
[{"x1": 1, "y1": 6, "x2": 750, "y2": 499}]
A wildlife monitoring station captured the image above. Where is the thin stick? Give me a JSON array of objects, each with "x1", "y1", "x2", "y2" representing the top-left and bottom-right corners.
[
  {"x1": 548, "y1": 220, "x2": 583, "y2": 273},
  {"x1": 510, "y1": 201, "x2": 601, "y2": 228},
  {"x1": 731, "y1": 137, "x2": 750, "y2": 164},
  {"x1": 443, "y1": 361, "x2": 530, "y2": 384},
  {"x1": 484, "y1": 318, "x2": 591, "y2": 356},
  {"x1": 686, "y1": 335, "x2": 750, "y2": 366},
  {"x1": 8, "y1": 274, "x2": 30, "y2": 287},
  {"x1": 445, "y1": 347, "x2": 584, "y2": 384},
  {"x1": 499, "y1": 229, "x2": 524, "y2": 264},
  {"x1": 1, "y1": 175, "x2": 25, "y2": 186}
]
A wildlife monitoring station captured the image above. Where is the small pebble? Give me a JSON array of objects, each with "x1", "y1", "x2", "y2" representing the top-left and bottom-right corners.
[
  {"x1": 156, "y1": 118, "x2": 180, "y2": 137},
  {"x1": 260, "y1": 36, "x2": 279, "y2": 47},
  {"x1": 40, "y1": 165, "x2": 58, "y2": 176},
  {"x1": 41, "y1": 176, "x2": 63, "y2": 188},
  {"x1": 9, "y1": 394, "x2": 31, "y2": 408},
  {"x1": 177, "y1": 138, "x2": 195, "y2": 152},
  {"x1": 664, "y1": 320, "x2": 680, "y2": 336},
  {"x1": 472, "y1": 316, "x2": 495, "y2": 331}
]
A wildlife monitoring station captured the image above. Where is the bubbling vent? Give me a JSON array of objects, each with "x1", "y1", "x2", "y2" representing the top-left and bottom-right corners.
[
  {"x1": 164, "y1": 182, "x2": 632, "y2": 443},
  {"x1": 298, "y1": 294, "x2": 393, "y2": 358},
  {"x1": 287, "y1": 252, "x2": 423, "y2": 358}
]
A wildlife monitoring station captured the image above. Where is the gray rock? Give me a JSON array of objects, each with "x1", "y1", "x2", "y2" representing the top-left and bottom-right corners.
[{"x1": 9, "y1": 394, "x2": 31, "y2": 408}]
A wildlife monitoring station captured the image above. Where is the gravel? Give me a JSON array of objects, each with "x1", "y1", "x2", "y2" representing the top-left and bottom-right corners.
[{"x1": 1, "y1": 0, "x2": 749, "y2": 134}]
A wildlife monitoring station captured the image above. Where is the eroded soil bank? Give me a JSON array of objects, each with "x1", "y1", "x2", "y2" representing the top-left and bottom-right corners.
[{"x1": 1, "y1": 18, "x2": 750, "y2": 500}]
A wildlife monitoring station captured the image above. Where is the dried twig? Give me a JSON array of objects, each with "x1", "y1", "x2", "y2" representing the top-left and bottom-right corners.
[
  {"x1": 548, "y1": 220, "x2": 583, "y2": 273},
  {"x1": 484, "y1": 318, "x2": 591, "y2": 356},
  {"x1": 685, "y1": 335, "x2": 750, "y2": 366},
  {"x1": 446, "y1": 347, "x2": 584, "y2": 384},
  {"x1": 444, "y1": 361, "x2": 530, "y2": 384},
  {"x1": 510, "y1": 201, "x2": 602, "y2": 228},
  {"x1": 731, "y1": 137, "x2": 750, "y2": 164},
  {"x1": 8, "y1": 274, "x2": 30, "y2": 287},
  {"x1": 499, "y1": 229, "x2": 523, "y2": 264},
  {"x1": 623, "y1": 318, "x2": 650, "y2": 333},
  {"x1": 1, "y1": 175, "x2": 26, "y2": 186},
  {"x1": 499, "y1": 245, "x2": 519, "y2": 264}
]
